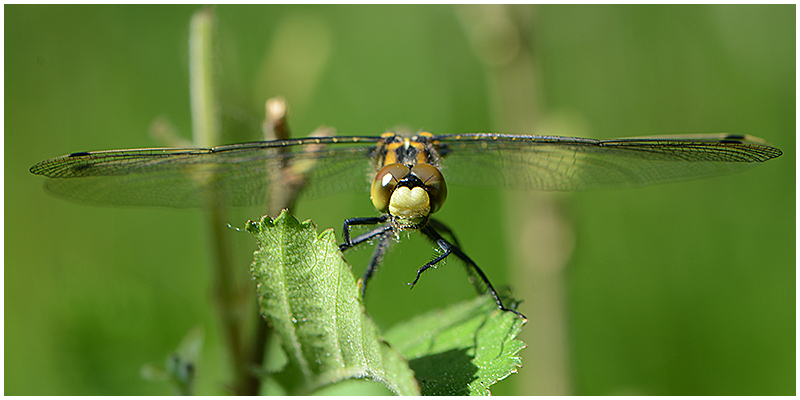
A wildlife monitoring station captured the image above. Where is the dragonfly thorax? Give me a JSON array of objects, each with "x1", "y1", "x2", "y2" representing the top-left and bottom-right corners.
[{"x1": 370, "y1": 163, "x2": 447, "y2": 230}]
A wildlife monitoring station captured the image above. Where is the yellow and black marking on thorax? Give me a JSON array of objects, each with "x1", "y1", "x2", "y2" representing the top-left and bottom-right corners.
[
  {"x1": 372, "y1": 131, "x2": 442, "y2": 169},
  {"x1": 369, "y1": 132, "x2": 448, "y2": 230}
]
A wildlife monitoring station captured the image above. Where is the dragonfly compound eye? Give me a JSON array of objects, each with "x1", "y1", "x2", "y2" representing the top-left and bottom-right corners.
[
  {"x1": 409, "y1": 163, "x2": 447, "y2": 214},
  {"x1": 371, "y1": 164, "x2": 410, "y2": 213}
]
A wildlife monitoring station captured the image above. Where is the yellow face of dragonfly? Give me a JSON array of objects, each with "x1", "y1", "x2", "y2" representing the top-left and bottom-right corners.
[
  {"x1": 368, "y1": 132, "x2": 448, "y2": 230},
  {"x1": 370, "y1": 162, "x2": 447, "y2": 229}
]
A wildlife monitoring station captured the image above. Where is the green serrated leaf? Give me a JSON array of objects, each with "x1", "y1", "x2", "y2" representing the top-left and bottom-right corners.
[
  {"x1": 384, "y1": 296, "x2": 527, "y2": 396},
  {"x1": 247, "y1": 211, "x2": 420, "y2": 395}
]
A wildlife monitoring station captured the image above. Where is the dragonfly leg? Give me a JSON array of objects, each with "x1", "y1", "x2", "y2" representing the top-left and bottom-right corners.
[
  {"x1": 421, "y1": 224, "x2": 525, "y2": 317},
  {"x1": 428, "y1": 218, "x2": 463, "y2": 248},
  {"x1": 339, "y1": 215, "x2": 389, "y2": 250},
  {"x1": 360, "y1": 228, "x2": 395, "y2": 300},
  {"x1": 408, "y1": 242, "x2": 451, "y2": 288},
  {"x1": 337, "y1": 216, "x2": 393, "y2": 301}
]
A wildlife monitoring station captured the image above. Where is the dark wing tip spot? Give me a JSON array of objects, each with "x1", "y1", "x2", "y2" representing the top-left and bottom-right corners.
[
  {"x1": 68, "y1": 151, "x2": 92, "y2": 157},
  {"x1": 725, "y1": 134, "x2": 745, "y2": 139},
  {"x1": 719, "y1": 134, "x2": 746, "y2": 144}
]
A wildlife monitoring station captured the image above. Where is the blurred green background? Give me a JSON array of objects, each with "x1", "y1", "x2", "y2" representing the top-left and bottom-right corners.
[{"x1": 6, "y1": 5, "x2": 794, "y2": 395}]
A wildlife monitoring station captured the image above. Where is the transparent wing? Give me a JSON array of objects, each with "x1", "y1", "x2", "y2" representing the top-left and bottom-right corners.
[
  {"x1": 432, "y1": 133, "x2": 782, "y2": 190},
  {"x1": 30, "y1": 136, "x2": 382, "y2": 208},
  {"x1": 31, "y1": 132, "x2": 782, "y2": 208}
]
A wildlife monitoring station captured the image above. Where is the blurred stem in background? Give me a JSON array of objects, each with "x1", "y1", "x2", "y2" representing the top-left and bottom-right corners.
[
  {"x1": 189, "y1": 7, "x2": 267, "y2": 395},
  {"x1": 187, "y1": 8, "x2": 328, "y2": 394},
  {"x1": 457, "y1": 4, "x2": 575, "y2": 395}
]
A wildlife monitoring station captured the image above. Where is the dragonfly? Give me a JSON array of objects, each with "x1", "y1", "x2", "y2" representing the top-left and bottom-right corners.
[{"x1": 30, "y1": 130, "x2": 782, "y2": 314}]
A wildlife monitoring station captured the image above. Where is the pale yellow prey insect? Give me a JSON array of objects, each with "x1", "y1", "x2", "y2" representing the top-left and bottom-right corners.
[{"x1": 30, "y1": 131, "x2": 782, "y2": 315}]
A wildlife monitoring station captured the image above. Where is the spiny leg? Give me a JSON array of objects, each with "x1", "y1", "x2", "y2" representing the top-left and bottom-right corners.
[
  {"x1": 339, "y1": 215, "x2": 389, "y2": 250},
  {"x1": 360, "y1": 228, "x2": 395, "y2": 300},
  {"x1": 408, "y1": 241, "x2": 452, "y2": 288},
  {"x1": 428, "y1": 218, "x2": 463, "y2": 248},
  {"x1": 338, "y1": 216, "x2": 394, "y2": 302},
  {"x1": 420, "y1": 224, "x2": 524, "y2": 317},
  {"x1": 406, "y1": 219, "x2": 464, "y2": 288}
]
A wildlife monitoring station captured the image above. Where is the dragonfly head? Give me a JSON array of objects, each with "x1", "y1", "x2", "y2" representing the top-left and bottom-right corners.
[{"x1": 370, "y1": 163, "x2": 447, "y2": 230}]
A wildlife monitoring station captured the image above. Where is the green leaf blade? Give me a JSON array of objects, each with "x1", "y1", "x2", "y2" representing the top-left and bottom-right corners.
[
  {"x1": 247, "y1": 211, "x2": 420, "y2": 395},
  {"x1": 385, "y1": 296, "x2": 527, "y2": 396}
]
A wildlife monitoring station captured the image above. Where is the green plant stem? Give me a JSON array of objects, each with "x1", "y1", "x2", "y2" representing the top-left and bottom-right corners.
[
  {"x1": 189, "y1": 7, "x2": 262, "y2": 395},
  {"x1": 189, "y1": 7, "x2": 219, "y2": 147},
  {"x1": 456, "y1": 5, "x2": 570, "y2": 394}
]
